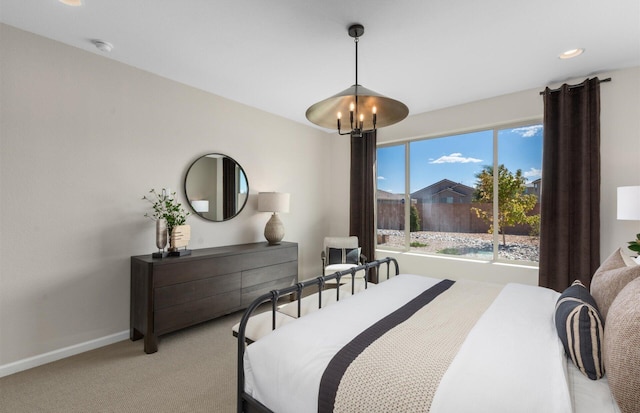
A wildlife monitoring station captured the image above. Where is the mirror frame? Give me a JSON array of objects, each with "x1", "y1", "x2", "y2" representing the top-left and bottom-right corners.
[{"x1": 183, "y1": 153, "x2": 249, "y2": 222}]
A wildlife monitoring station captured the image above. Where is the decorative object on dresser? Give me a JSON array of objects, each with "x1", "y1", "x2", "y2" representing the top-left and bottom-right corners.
[
  {"x1": 154, "y1": 218, "x2": 168, "y2": 258},
  {"x1": 131, "y1": 241, "x2": 298, "y2": 353},
  {"x1": 168, "y1": 224, "x2": 191, "y2": 256},
  {"x1": 617, "y1": 185, "x2": 640, "y2": 259},
  {"x1": 258, "y1": 192, "x2": 290, "y2": 245},
  {"x1": 142, "y1": 188, "x2": 191, "y2": 257}
]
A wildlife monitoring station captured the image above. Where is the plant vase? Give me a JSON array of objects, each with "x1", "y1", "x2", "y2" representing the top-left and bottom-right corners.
[{"x1": 152, "y1": 219, "x2": 168, "y2": 258}]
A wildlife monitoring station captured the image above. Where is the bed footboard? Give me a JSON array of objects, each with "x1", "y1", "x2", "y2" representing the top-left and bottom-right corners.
[{"x1": 236, "y1": 257, "x2": 399, "y2": 413}]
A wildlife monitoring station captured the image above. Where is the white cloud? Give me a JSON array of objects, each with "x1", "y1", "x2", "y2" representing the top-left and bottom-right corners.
[
  {"x1": 377, "y1": 176, "x2": 385, "y2": 180},
  {"x1": 524, "y1": 167, "x2": 542, "y2": 180},
  {"x1": 429, "y1": 153, "x2": 483, "y2": 164},
  {"x1": 511, "y1": 125, "x2": 542, "y2": 138}
]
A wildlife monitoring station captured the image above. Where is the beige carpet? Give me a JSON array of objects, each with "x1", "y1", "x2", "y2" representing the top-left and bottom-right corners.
[{"x1": 0, "y1": 310, "x2": 244, "y2": 413}]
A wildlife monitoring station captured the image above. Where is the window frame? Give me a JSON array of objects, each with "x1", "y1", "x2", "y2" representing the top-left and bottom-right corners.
[{"x1": 376, "y1": 119, "x2": 542, "y2": 267}]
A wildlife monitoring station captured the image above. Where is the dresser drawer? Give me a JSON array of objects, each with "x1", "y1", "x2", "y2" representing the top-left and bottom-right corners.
[
  {"x1": 242, "y1": 262, "x2": 298, "y2": 307},
  {"x1": 240, "y1": 246, "x2": 297, "y2": 270},
  {"x1": 154, "y1": 272, "x2": 241, "y2": 310},
  {"x1": 154, "y1": 290, "x2": 241, "y2": 335},
  {"x1": 153, "y1": 255, "x2": 242, "y2": 287},
  {"x1": 242, "y1": 261, "x2": 297, "y2": 288}
]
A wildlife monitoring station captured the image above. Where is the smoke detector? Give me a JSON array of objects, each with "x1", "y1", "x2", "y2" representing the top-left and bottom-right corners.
[{"x1": 92, "y1": 40, "x2": 113, "y2": 53}]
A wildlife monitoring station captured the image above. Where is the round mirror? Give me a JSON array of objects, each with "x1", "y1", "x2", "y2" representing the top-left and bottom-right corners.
[{"x1": 184, "y1": 153, "x2": 249, "y2": 222}]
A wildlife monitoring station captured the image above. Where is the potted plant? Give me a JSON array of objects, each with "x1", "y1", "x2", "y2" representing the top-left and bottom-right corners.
[
  {"x1": 627, "y1": 233, "x2": 640, "y2": 255},
  {"x1": 143, "y1": 189, "x2": 190, "y2": 254}
]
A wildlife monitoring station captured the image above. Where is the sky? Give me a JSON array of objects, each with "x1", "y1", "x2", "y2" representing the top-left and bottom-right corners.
[{"x1": 377, "y1": 125, "x2": 543, "y2": 194}]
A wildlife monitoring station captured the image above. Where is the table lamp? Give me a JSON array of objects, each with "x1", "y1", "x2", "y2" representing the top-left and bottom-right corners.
[{"x1": 258, "y1": 192, "x2": 290, "y2": 245}]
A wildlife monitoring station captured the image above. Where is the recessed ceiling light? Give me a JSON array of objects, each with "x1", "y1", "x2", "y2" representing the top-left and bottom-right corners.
[
  {"x1": 59, "y1": 0, "x2": 82, "y2": 6},
  {"x1": 559, "y1": 48, "x2": 585, "y2": 59}
]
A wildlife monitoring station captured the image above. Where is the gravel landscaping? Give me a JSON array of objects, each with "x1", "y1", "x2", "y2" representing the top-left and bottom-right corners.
[{"x1": 377, "y1": 230, "x2": 540, "y2": 262}]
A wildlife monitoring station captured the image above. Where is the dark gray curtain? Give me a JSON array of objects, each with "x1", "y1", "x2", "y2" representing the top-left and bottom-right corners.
[
  {"x1": 539, "y1": 78, "x2": 601, "y2": 291},
  {"x1": 350, "y1": 131, "x2": 377, "y2": 282},
  {"x1": 222, "y1": 158, "x2": 236, "y2": 220}
]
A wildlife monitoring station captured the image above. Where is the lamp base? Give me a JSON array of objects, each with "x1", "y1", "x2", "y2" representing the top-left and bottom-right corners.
[{"x1": 264, "y1": 213, "x2": 285, "y2": 245}]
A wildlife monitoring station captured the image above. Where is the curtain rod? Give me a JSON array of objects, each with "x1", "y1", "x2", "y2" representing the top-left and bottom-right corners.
[{"x1": 539, "y1": 77, "x2": 611, "y2": 95}]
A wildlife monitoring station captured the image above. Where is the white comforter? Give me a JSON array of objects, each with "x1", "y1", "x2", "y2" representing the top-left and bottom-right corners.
[{"x1": 243, "y1": 274, "x2": 598, "y2": 412}]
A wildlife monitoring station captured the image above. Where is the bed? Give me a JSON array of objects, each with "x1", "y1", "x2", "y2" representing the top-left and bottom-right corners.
[{"x1": 236, "y1": 254, "x2": 640, "y2": 413}]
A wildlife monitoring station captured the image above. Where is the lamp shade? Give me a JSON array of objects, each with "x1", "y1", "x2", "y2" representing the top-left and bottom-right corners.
[
  {"x1": 191, "y1": 200, "x2": 209, "y2": 213},
  {"x1": 617, "y1": 186, "x2": 640, "y2": 220},
  {"x1": 305, "y1": 84, "x2": 409, "y2": 131},
  {"x1": 258, "y1": 192, "x2": 290, "y2": 213}
]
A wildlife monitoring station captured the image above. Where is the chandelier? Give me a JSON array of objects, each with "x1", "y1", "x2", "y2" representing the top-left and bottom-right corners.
[{"x1": 305, "y1": 24, "x2": 409, "y2": 137}]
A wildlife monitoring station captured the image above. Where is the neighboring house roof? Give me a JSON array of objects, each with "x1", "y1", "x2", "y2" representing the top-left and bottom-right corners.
[
  {"x1": 411, "y1": 179, "x2": 475, "y2": 200},
  {"x1": 431, "y1": 187, "x2": 469, "y2": 198}
]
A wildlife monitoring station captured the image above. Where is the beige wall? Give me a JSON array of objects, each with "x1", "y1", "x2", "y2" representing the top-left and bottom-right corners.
[
  {"x1": 2, "y1": 22, "x2": 639, "y2": 375},
  {"x1": 369, "y1": 66, "x2": 640, "y2": 285},
  {"x1": 0, "y1": 24, "x2": 336, "y2": 372}
]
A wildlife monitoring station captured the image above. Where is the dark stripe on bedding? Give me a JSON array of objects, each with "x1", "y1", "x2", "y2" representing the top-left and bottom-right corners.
[{"x1": 317, "y1": 279, "x2": 455, "y2": 413}]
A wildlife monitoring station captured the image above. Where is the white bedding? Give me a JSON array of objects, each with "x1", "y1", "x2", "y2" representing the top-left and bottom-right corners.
[{"x1": 243, "y1": 274, "x2": 618, "y2": 413}]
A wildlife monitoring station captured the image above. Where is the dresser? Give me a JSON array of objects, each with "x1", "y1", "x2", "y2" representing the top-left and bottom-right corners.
[{"x1": 130, "y1": 241, "x2": 298, "y2": 353}]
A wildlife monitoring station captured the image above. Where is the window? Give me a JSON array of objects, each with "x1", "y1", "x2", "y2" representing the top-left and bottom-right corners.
[{"x1": 376, "y1": 123, "x2": 542, "y2": 264}]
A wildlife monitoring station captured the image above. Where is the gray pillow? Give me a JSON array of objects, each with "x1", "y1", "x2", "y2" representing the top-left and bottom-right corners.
[
  {"x1": 590, "y1": 248, "x2": 640, "y2": 320},
  {"x1": 603, "y1": 277, "x2": 640, "y2": 413}
]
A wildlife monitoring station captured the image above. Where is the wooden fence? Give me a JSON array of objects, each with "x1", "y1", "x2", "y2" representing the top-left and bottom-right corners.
[{"x1": 377, "y1": 200, "x2": 540, "y2": 236}]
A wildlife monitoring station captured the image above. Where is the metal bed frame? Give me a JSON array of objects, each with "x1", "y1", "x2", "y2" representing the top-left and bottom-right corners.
[{"x1": 236, "y1": 257, "x2": 399, "y2": 413}]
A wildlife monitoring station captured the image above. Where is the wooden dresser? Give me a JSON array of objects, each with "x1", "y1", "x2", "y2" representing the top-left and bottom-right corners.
[{"x1": 130, "y1": 241, "x2": 298, "y2": 353}]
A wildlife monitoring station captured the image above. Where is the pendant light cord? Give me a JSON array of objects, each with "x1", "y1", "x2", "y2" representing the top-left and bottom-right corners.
[
  {"x1": 354, "y1": 36, "x2": 359, "y2": 86},
  {"x1": 354, "y1": 36, "x2": 359, "y2": 124}
]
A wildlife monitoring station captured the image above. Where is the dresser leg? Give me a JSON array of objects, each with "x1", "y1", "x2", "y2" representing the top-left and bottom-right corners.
[{"x1": 144, "y1": 334, "x2": 158, "y2": 354}]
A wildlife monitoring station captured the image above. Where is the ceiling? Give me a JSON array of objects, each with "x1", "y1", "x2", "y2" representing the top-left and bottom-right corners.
[{"x1": 1, "y1": 0, "x2": 639, "y2": 131}]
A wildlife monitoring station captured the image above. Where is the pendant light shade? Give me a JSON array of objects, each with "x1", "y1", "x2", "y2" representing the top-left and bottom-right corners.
[
  {"x1": 305, "y1": 24, "x2": 409, "y2": 135},
  {"x1": 305, "y1": 84, "x2": 409, "y2": 131}
]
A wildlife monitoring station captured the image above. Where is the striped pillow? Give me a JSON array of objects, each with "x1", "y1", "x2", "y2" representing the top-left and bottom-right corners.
[
  {"x1": 327, "y1": 247, "x2": 360, "y2": 265},
  {"x1": 554, "y1": 280, "x2": 605, "y2": 380}
]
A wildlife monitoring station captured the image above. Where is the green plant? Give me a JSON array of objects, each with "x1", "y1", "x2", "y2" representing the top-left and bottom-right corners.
[
  {"x1": 410, "y1": 241, "x2": 428, "y2": 248},
  {"x1": 471, "y1": 164, "x2": 539, "y2": 246},
  {"x1": 438, "y1": 247, "x2": 463, "y2": 255},
  {"x1": 410, "y1": 204, "x2": 421, "y2": 232},
  {"x1": 627, "y1": 233, "x2": 640, "y2": 254},
  {"x1": 143, "y1": 188, "x2": 190, "y2": 233}
]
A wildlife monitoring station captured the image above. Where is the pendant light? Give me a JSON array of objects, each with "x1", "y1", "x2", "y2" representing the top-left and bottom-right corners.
[{"x1": 305, "y1": 24, "x2": 409, "y2": 137}]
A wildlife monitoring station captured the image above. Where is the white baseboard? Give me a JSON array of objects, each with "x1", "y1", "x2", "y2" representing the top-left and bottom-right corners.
[{"x1": 0, "y1": 330, "x2": 129, "y2": 378}]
